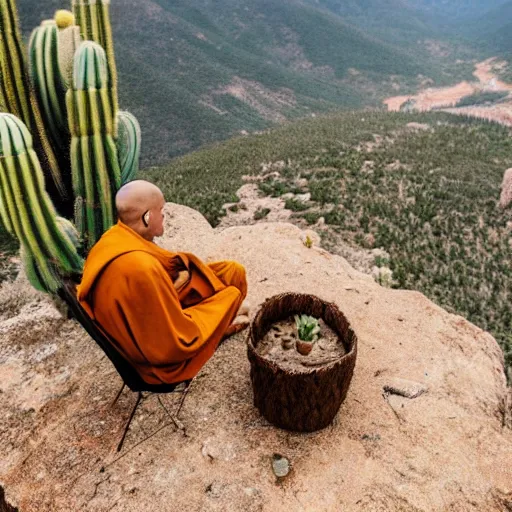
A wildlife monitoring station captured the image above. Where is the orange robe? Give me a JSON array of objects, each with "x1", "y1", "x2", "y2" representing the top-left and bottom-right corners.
[{"x1": 77, "y1": 221, "x2": 247, "y2": 384}]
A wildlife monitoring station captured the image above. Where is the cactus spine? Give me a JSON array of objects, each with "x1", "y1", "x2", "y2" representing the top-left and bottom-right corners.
[
  {"x1": 0, "y1": 113, "x2": 83, "y2": 291},
  {"x1": 0, "y1": 0, "x2": 66, "y2": 202},
  {"x1": 72, "y1": 0, "x2": 118, "y2": 135},
  {"x1": 67, "y1": 41, "x2": 120, "y2": 250}
]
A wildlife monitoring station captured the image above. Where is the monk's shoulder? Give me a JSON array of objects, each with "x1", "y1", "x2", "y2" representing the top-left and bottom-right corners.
[{"x1": 108, "y1": 251, "x2": 164, "y2": 278}]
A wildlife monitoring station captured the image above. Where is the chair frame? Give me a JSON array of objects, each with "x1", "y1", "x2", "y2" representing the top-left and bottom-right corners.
[{"x1": 57, "y1": 279, "x2": 191, "y2": 451}]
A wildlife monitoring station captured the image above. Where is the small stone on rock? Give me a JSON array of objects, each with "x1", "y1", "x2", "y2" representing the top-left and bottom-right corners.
[
  {"x1": 272, "y1": 454, "x2": 290, "y2": 478},
  {"x1": 383, "y1": 377, "x2": 428, "y2": 399}
]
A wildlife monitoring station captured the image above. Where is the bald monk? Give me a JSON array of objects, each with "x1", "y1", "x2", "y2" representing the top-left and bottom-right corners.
[{"x1": 77, "y1": 180, "x2": 248, "y2": 385}]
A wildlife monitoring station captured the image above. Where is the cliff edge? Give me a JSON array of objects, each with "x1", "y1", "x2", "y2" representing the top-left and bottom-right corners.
[{"x1": 0, "y1": 203, "x2": 511, "y2": 511}]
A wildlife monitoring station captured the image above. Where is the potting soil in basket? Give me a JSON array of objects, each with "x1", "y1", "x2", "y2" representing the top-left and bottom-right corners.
[{"x1": 255, "y1": 316, "x2": 346, "y2": 372}]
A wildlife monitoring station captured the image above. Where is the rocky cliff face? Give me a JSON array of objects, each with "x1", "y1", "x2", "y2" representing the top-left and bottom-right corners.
[{"x1": 0, "y1": 203, "x2": 511, "y2": 511}]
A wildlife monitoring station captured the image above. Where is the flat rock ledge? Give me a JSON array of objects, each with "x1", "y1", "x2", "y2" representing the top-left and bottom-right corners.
[{"x1": 0, "y1": 203, "x2": 511, "y2": 511}]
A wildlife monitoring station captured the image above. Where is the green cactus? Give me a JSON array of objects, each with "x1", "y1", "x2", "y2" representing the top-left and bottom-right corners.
[
  {"x1": 72, "y1": 0, "x2": 118, "y2": 135},
  {"x1": 0, "y1": 0, "x2": 140, "y2": 293},
  {"x1": 28, "y1": 20, "x2": 69, "y2": 154},
  {"x1": 67, "y1": 40, "x2": 120, "y2": 250},
  {"x1": 116, "y1": 111, "x2": 141, "y2": 185},
  {"x1": 294, "y1": 314, "x2": 321, "y2": 343},
  {"x1": 28, "y1": 16, "x2": 82, "y2": 207},
  {"x1": 57, "y1": 21, "x2": 82, "y2": 87},
  {"x1": 0, "y1": 113, "x2": 83, "y2": 291},
  {"x1": 0, "y1": 0, "x2": 67, "y2": 204},
  {"x1": 20, "y1": 245, "x2": 47, "y2": 292}
]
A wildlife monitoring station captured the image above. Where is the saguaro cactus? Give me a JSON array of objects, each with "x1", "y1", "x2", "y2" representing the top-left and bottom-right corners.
[
  {"x1": 67, "y1": 41, "x2": 121, "y2": 250},
  {"x1": 0, "y1": 113, "x2": 83, "y2": 291}
]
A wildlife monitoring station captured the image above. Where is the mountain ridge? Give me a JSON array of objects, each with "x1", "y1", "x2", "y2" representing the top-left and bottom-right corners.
[{"x1": 15, "y1": 0, "x2": 475, "y2": 166}]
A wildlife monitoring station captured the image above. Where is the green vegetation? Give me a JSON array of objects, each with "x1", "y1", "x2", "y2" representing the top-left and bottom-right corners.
[
  {"x1": 144, "y1": 111, "x2": 512, "y2": 380},
  {"x1": 460, "y1": 1, "x2": 512, "y2": 55},
  {"x1": 411, "y1": 0, "x2": 508, "y2": 21},
  {"x1": 455, "y1": 91, "x2": 509, "y2": 107},
  {"x1": 14, "y1": 0, "x2": 482, "y2": 166},
  {"x1": 497, "y1": 63, "x2": 512, "y2": 84},
  {"x1": 285, "y1": 198, "x2": 310, "y2": 212},
  {"x1": 253, "y1": 207, "x2": 271, "y2": 221},
  {"x1": 295, "y1": 314, "x2": 320, "y2": 343}
]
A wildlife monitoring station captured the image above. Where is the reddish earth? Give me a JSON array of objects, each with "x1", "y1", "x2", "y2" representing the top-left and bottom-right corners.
[{"x1": 384, "y1": 58, "x2": 512, "y2": 125}]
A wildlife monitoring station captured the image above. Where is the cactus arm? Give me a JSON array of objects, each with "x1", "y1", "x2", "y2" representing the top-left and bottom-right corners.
[
  {"x1": 72, "y1": 0, "x2": 118, "y2": 135},
  {"x1": 0, "y1": 177, "x2": 13, "y2": 233},
  {"x1": 81, "y1": 138, "x2": 97, "y2": 244},
  {"x1": 75, "y1": 93, "x2": 97, "y2": 243},
  {"x1": 116, "y1": 111, "x2": 141, "y2": 184},
  {"x1": 20, "y1": 246, "x2": 47, "y2": 292},
  {"x1": 69, "y1": 42, "x2": 120, "y2": 248},
  {"x1": 3, "y1": 153, "x2": 56, "y2": 286},
  {"x1": 18, "y1": 151, "x2": 66, "y2": 266},
  {"x1": 0, "y1": 113, "x2": 82, "y2": 291},
  {"x1": 0, "y1": 159, "x2": 23, "y2": 237},
  {"x1": 0, "y1": 0, "x2": 30, "y2": 121},
  {"x1": 66, "y1": 87, "x2": 86, "y2": 239},
  {"x1": 98, "y1": 0, "x2": 118, "y2": 126},
  {"x1": 28, "y1": 21, "x2": 68, "y2": 152},
  {"x1": 91, "y1": 132, "x2": 114, "y2": 232},
  {"x1": 57, "y1": 25, "x2": 81, "y2": 88},
  {"x1": 0, "y1": 0, "x2": 66, "y2": 202},
  {"x1": 0, "y1": 158, "x2": 15, "y2": 233},
  {"x1": 7, "y1": 115, "x2": 80, "y2": 270},
  {"x1": 26, "y1": 150, "x2": 81, "y2": 269}
]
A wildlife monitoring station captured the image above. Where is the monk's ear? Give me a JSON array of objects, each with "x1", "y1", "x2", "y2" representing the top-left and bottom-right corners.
[{"x1": 142, "y1": 211, "x2": 151, "y2": 227}]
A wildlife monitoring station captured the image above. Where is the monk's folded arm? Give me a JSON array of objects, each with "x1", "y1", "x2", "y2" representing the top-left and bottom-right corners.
[
  {"x1": 182, "y1": 285, "x2": 242, "y2": 342},
  {"x1": 124, "y1": 258, "x2": 222, "y2": 365}
]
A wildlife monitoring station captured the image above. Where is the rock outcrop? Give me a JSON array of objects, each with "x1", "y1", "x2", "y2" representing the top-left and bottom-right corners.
[{"x1": 0, "y1": 203, "x2": 511, "y2": 511}]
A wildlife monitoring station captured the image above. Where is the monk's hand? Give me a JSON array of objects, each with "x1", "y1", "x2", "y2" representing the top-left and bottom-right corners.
[
  {"x1": 173, "y1": 270, "x2": 190, "y2": 290},
  {"x1": 169, "y1": 255, "x2": 188, "y2": 282}
]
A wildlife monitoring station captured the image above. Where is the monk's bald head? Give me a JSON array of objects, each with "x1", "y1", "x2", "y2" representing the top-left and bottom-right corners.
[{"x1": 116, "y1": 180, "x2": 165, "y2": 239}]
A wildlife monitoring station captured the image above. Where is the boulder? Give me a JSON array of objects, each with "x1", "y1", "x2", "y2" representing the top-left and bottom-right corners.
[{"x1": 0, "y1": 203, "x2": 511, "y2": 511}]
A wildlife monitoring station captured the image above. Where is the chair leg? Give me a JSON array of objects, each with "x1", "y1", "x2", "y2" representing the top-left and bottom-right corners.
[
  {"x1": 157, "y1": 395, "x2": 185, "y2": 432},
  {"x1": 117, "y1": 391, "x2": 142, "y2": 452},
  {"x1": 175, "y1": 379, "x2": 193, "y2": 418},
  {"x1": 111, "y1": 382, "x2": 126, "y2": 407}
]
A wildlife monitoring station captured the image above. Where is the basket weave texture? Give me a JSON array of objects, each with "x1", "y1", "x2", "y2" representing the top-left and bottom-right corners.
[{"x1": 247, "y1": 293, "x2": 358, "y2": 432}]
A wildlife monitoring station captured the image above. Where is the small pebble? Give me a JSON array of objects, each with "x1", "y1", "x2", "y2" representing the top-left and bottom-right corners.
[
  {"x1": 281, "y1": 338, "x2": 295, "y2": 350},
  {"x1": 272, "y1": 454, "x2": 290, "y2": 478}
]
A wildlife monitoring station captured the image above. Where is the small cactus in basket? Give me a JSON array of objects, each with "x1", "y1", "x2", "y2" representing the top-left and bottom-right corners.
[
  {"x1": 0, "y1": 0, "x2": 141, "y2": 292},
  {"x1": 294, "y1": 314, "x2": 321, "y2": 355}
]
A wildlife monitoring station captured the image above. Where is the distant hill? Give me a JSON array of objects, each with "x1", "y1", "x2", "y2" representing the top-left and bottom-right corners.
[
  {"x1": 16, "y1": 0, "x2": 474, "y2": 166},
  {"x1": 464, "y1": 0, "x2": 512, "y2": 54},
  {"x1": 410, "y1": 0, "x2": 510, "y2": 20}
]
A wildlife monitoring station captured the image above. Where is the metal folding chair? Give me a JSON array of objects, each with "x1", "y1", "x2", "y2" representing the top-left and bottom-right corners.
[{"x1": 58, "y1": 279, "x2": 192, "y2": 451}]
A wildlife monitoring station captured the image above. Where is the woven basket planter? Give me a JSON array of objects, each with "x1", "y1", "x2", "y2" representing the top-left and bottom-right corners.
[{"x1": 247, "y1": 293, "x2": 357, "y2": 432}]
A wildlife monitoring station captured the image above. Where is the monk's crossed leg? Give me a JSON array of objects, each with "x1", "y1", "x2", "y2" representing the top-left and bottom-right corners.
[{"x1": 208, "y1": 261, "x2": 247, "y2": 300}]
